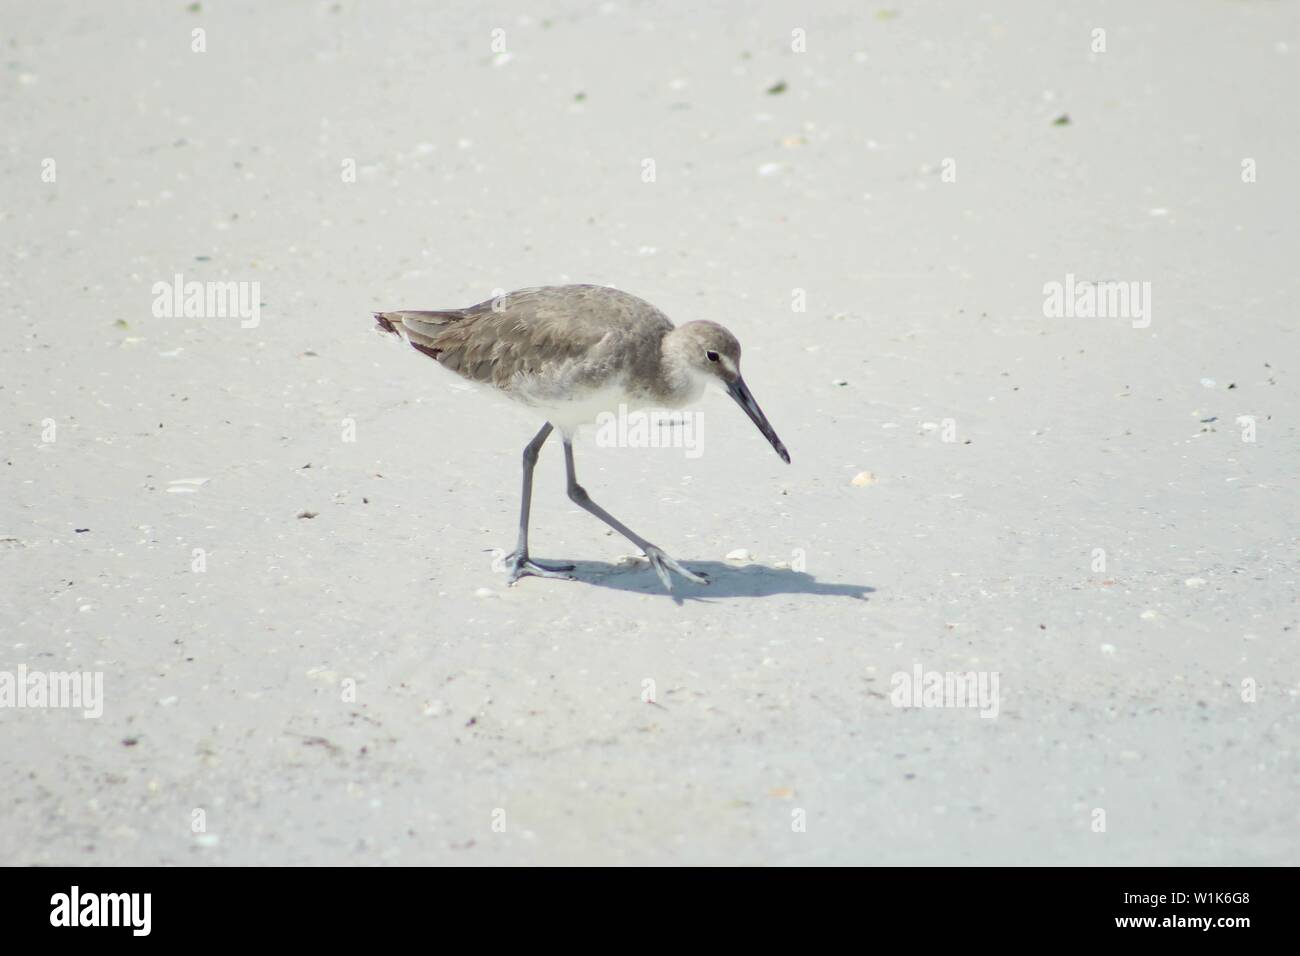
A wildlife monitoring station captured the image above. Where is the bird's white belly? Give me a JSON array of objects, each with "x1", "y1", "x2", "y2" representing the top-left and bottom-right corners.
[
  {"x1": 510, "y1": 364, "x2": 707, "y2": 434},
  {"x1": 525, "y1": 382, "x2": 644, "y2": 432}
]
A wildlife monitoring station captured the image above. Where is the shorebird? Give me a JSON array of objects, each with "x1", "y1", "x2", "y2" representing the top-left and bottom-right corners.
[{"x1": 373, "y1": 284, "x2": 790, "y2": 590}]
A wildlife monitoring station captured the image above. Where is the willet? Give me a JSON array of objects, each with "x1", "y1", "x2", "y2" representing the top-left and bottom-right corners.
[{"x1": 373, "y1": 284, "x2": 790, "y2": 590}]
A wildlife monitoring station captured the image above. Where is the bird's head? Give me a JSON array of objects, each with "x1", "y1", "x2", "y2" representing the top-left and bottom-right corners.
[{"x1": 670, "y1": 321, "x2": 790, "y2": 464}]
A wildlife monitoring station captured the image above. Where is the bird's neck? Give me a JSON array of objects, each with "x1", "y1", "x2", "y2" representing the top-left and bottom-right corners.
[{"x1": 652, "y1": 328, "x2": 707, "y2": 408}]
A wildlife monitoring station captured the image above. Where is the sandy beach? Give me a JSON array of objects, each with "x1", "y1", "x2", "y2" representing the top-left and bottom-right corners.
[{"x1": 2, "y1": 0, "x2": 1297, "y2": 865}]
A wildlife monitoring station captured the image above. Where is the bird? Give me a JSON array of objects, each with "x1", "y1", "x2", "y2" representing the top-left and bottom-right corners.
[{"x1": 372, "y1": 284, "x2": 790, "y2": 590}]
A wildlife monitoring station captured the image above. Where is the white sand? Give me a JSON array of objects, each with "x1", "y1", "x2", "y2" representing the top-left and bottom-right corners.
[{"x1": 2, "y1": 1, "x2": 1297, "y2": 865}]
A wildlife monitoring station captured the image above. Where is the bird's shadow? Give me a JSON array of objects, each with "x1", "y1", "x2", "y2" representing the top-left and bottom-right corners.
[{"x1": 540, "y1": 559, "x2": 874, "y2": 605}]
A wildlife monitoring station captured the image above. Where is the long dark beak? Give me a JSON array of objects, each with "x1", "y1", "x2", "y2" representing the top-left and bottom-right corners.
[{"x1": 727, "y1": 377, "x2": 791, "y2": 463}]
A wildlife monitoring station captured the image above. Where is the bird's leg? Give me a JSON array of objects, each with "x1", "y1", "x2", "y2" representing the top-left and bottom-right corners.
[
  {"x1": 505, "y1": 422, "x2": 574, "y2": 584},
  {"x1": 562, "y1": 438, "x2": 708, "y2": 591}
]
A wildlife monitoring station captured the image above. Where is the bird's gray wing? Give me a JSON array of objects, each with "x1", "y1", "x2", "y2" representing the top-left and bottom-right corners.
[{"x1": 376, "y1": 286, "x2": 670, "y2": 392}]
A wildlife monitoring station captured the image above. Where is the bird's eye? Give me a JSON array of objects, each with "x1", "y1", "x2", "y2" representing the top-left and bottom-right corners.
[{"x1": 706, "y1": 350, "x2": 720, "y2": 363}]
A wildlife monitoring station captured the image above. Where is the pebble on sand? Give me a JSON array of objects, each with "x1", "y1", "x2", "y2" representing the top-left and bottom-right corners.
[
  {"x1": 725, "y1": 548, "x2": 754, "y2": 562},
  {"x1": 851, "y1": 471, "x2": 878, "y2": 487}
]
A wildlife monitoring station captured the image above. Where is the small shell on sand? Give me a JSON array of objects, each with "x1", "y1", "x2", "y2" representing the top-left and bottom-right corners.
[
  {"x1": 167, "y1": 477, "x2": 209, "y2": 493},
  {"x1": 851, "y1": 471, "x2": 878, "y2": 487},
  {"x1": 726, "y1": 548, "x2": 754, "y2": 562}
]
